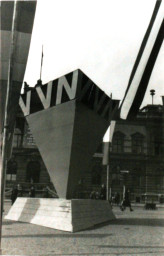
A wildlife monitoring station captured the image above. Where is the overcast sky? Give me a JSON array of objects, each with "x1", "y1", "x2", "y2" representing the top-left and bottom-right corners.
[{"x1": 24, "y1": 0, "x2": 164, "y2": 107}]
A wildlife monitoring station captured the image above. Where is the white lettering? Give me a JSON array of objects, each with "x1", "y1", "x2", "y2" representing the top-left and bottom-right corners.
[
  {"x1": 56, "y1": 70, "x2": 78, "y2": 105},
  {"x1": 19, "y1": 91, "x2": 31, "y2": 116},
  {"x1": 36, "y1": 81, "x2": 52, "y2": 109}
]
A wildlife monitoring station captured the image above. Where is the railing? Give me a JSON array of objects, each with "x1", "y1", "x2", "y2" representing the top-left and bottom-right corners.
[{"x1": 5, "y1": 183, "x2": 58, "y2": 199}]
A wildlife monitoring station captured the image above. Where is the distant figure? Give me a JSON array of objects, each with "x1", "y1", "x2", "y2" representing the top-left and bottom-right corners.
[
  {"x1": 90, "y1": 191, "x2": 96, "y2": 199},
  {"x1": 11, "y1": 185, "x2": 18, "y2": 205},
  {"x1": 43, "y1": 186, "x2": 49, "y2": 198},
  {"x1": 29, "y1": 186, "x2": 35, "y2": 198},
  {"x1": 120, "y1": 188, "x2": 133, "y2": 211},
  {"x1": 17, "y1": 184, "x2": 23, "y2": 197},
  {"x1": 111, "y1": 194, "x2": 115, "y2": 205},
  {"x1": 115, "y1": 192, "x2": 120, "y2": 205},
  {"x1": 23, "y1": 81, "x2": 30, "y2": 93},
  {"x1": 100, "y1": 184, "x2": 106, "y2": 200},
  {"x1": 95, "y1": 191, "x2": 100, "y2": 200},
  {"x1": 35, "y1": 79, "x2": 42, "y2": 88}
]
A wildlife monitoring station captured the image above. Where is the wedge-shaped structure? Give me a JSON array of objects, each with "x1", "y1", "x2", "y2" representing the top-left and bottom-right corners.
[
  {"x1": 5, "y1": 198, "x2": 115, "y2": 232},
  {"x1": 20, "y1": 69, "x2": 119, "y2": 198}
]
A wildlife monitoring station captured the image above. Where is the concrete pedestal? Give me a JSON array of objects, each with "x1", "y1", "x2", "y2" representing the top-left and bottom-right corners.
[{"x1": 5, "y1": 198, "x2": 115, "y2": 232}]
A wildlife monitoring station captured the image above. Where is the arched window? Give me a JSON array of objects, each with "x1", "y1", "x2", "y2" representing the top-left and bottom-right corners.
[
  {"x1": 154, "y1": 137, "x2": 162, "y2": 156},
  {"x1": 6, "y1": 159, "x2": 17, "y2": 181},
  {"x1": 111, "y1": 165, "x2": 121, "y2": 185},
  {"x1": 131, "y1": 133, "x2": 144, "y2": 154},
  {"x1": 26, "y1": 161, "x2": 40, "y2": 183},
  {"x1": 91, "y1": 164, "x2": 102, "y2": 185},
  {"x1": 112, "y1": 131, "x2": 125, "y2": 153},
  {"x1": 156, "y1": 168, "x2": 164, "y2": 189}
]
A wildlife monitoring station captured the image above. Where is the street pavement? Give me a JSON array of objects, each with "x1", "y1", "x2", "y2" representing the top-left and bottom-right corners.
[{"x1": 1, "y1": 201, "x2": 164, "y2": 256}]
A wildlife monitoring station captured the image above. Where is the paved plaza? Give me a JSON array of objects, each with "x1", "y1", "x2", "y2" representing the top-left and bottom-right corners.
[{"x1": 1, "y1": 201, "x2": 164, "y2": 256}]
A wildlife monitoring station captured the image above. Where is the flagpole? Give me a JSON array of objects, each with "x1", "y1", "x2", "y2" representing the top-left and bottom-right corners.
[
  {"x1": 106, "y1": 164, "x2": 109, "y2": 201},
  {"x1": 0, "y1": 0, "x2": 18, "y2": 244},
  {"x1": 40, "y1": 45, "x2": 44, "y2": 81}
]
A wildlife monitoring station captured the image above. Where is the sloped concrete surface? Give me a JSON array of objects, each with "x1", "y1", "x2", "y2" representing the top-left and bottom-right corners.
[{"x1": 5, "y1": 198, "x2": 115, "y2": 232}]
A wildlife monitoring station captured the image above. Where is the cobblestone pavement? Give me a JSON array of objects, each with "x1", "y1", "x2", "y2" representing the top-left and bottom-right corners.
[{"x1": 1, "y1": 201, "x2": 164, "y2": 256}]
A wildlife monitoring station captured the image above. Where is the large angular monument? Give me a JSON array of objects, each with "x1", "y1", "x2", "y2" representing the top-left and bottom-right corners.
[
  {"x1": 6, "y1": 69, "x2": 118, "y2": 231},
  {"x1": 20, "y1": 69, "x2": 119, "y2": 199}
]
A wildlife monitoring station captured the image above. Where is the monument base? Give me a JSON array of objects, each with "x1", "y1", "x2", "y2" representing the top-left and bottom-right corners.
[{"x1": 5, "y1": 198, "x2": 115, "y2": 232}]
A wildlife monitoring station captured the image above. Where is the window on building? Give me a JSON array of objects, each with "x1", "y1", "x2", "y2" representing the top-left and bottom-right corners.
[
  {"x1": 111, "y1": 165, "x2": 121, "y2": 185},
  {"x1": 140, "y1": 176, "x2": 146, "y2": 187},
  {"x1": 26, "y1": 161, "x2": 40, "y2": 183},
  {"x1": 156, "y1": 168, "x2": 164, "y2": 189},
  {"x1": 132, "y1": 175, "x2": 140, "y2": 187},
  {"x1": 13, "y1": 128, "x2": 22, "y2": 148},
  {"x1": 6, "y1": 159, "x2": 17, "y2": 181},
  {"x1": 112, "y1": 131, "x2": 125, "y2": 153},
  {"x1": 154, "y1": 141, "x2": 162, "y2": 156},
  {"x1": 112, "y1": 173, "x2": 120, "y2": 185},
  {"x1": 23, "y1": 122, "x2": 36, "y2": 147},
  {"x1": 91, "y1": 164, "x2": 102, "y2": 185},
  {"x1": 131, "y1": 167, "x2": 145, "y2": 187},
  {"x1": 131, "y1": 133, "x2": 144, "y2": 154}
]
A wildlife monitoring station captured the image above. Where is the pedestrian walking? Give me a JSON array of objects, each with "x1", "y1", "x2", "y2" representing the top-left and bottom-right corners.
[
  {"x1": 11, "y1": 185, "x2": 18, "y2": 205},
  {"x1": 29, "y1": 186, "x2": 36, "y2": 198},
  {"x1": 115, "y1": 192, "x2": 120, "y2": 205},
  {"x1": 120, "y1": 188, "x2": 133, "y2": 211},
  {"x1": 90, "y1": 190, "x2": 96, "y2": 199},
  {"x1": 100, "y1": 184, "x2": 106, "y2": 200},
  {"x1": 17, "y1": 184, "x2": 23, "y2": 197}
]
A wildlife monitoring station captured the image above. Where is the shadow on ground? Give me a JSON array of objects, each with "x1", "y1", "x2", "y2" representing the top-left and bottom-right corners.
[
  {"x1": 110, "y1": 218, "x2": 164, "y2": 227},
  {"x1": 3, "y1": 220, "x2": 29, "y2": 225},
  {"x1": 2, "y1": 233, "x2": 113, "y2": 238},
  {"x1": 99, "y1": 245, "x2": 164, "y2": 249},
  {"x1": 81, "y1": 217, "x2": 164, "y2": 232}
]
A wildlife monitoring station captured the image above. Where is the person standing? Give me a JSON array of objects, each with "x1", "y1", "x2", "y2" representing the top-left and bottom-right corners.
[
  {"x1": 11, "y1": 185, "x2": 18, "y2": 205},
  {"x1": 100, "y1": 184, "x2": 106, "y2": 200},
  {"x1": 29, "y1": 186, "x2": 35, "y2": 198},
  {"x1": 115, "y1": 192, "x2": 120, "y2": 205},
  {"x1": 90, "y1": 191, "x2": 96, "y2": 199}
]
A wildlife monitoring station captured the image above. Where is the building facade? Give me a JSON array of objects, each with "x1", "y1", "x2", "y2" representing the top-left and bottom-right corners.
[
  {"x1": 91, "y1": 103, "x2": 164, "y2": 202},
  {"x1": 6, "y1": 108, "x2": 53, "y2": 195},
  {"x1": 6, "y1": 103, "x2": 164, "y2": 201}
]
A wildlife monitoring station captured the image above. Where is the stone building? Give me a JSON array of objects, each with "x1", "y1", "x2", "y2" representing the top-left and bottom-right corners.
[
  {"x1": 6, "y1": 108, "x2": 53, "y2": 196},
  {"x1": 6, "y1": 102, "x2": 164, "y2": 201},
  {"x1": 90, "y1": 103, "x2": 164, "y2": 202}
]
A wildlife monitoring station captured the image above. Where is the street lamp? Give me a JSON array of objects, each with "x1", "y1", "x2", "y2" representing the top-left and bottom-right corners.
[{"x1": 150, "y1": 89, "x2": 155, "y2": 105}]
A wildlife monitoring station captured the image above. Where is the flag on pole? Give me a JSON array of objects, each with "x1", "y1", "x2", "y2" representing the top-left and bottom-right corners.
[
  {"x1": 102, "y1": 121, "x2": 116, "y2": 165},
  {"x1": 120, "y1": 0, "x2": 164, "y2": 120},
  {"x1": 40, "y1": 45, "x2": 44, "y2": 80}
]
